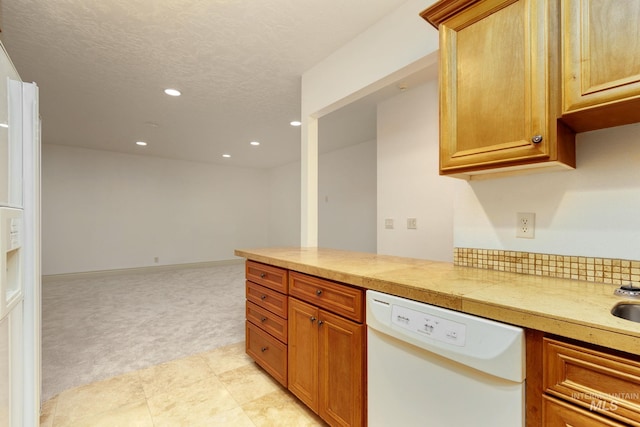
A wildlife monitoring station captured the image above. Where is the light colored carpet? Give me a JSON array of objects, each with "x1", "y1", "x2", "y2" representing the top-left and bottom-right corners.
[{"x1": 41, "y1": 262, "x2": 246, "y2": 402}]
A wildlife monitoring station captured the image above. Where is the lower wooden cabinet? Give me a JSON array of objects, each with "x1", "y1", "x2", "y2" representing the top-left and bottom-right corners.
[
  {"x1": 288, "y1": 297, "x2": 365, "y2": 427},
  {"x1": 244, "y1": 261, "x2": 289, "y2": 387},
  {"x1": 541, "y1": 337, "x2": 640, "y2": 427},
  {"x1": 244, "y1": 262, "x2": 366, "y2": 426},
  {"x1": 543, "y1": 395, "x2": 629, "y2": 427},
  {"x1": 288, "y1": 297, "x2": 318, "y2": 409},
  {"x1": 246, "y1": 322, "x2": 287, "y2": 386}
]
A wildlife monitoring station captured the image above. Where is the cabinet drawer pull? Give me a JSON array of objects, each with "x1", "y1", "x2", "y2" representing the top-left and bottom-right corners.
[
  {"x1": 315, "y1": 289, "x2": 323, "y2": 296},
  {"x1": 260, "y1": 316, "x2": 267, "y2": 322},
  {"x1": 261, "y1": 346, "x2": 268, "y2": 352},
  {"x1": 310, "y1": 316, "x2": 316, "y2": 323},
  {"x1": 260, "y1": 294, "x2": 267, "y2": 300},
  {"x1": 531, "y1": 134, "x2": 543, "y2": 144},
  {"x1": 260, "y1": 273, "x2": 266, "y2": 278}
]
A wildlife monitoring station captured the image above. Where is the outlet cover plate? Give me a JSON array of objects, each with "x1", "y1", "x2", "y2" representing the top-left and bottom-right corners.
[{"x1": 516, "y1": 212, "x2": 535, "y2": 238}]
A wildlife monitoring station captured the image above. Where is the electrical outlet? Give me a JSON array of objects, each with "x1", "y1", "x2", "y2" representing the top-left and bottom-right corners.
[
  {"x1": 516, "y1": 212, "x2": 535, "y2": 238},
  {"x1": 384, "y1": 218, "x2": 394, "y2": 229}
]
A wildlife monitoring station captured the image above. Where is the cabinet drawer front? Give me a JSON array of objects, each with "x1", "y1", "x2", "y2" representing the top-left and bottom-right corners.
[
  {"x1": 246, "y1": 322, "x2": 287, "y2": 387},
  {"x1": 246, "y1": 281, "x2": 288, "y2": 318},
  {"x1": 246, "y1": 260, "x2": 288, "y2": 293},
  {"x1": 543, "y1": 338, "x2": 640, "y2": 425},
  {"x1": 289, "y1": 272, "x2": 363, "y2": 323},
  {"x1": 246, "y1": 301, "x2": 287, "y2": 344},
  {"x1": 543, "y1": 395, "x2": 628, "y2": 427}
]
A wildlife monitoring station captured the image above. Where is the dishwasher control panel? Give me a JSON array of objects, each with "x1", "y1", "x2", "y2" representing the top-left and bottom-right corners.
[{"x1": 391, "y1": 304, "x2": 466, "y2": 346}]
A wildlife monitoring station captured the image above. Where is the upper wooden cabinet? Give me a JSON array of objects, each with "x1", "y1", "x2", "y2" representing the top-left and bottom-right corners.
[
  {"x1": 561, "y1": 0, "x2": 640, "y2": 132},
  {"x1": 421, "y1": 0, "x2": 576, "y2": 179}
]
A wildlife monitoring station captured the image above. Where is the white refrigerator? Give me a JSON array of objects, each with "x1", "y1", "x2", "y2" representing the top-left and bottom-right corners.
[{"x1": 0, "y1": 41, "x2": 41, "y2": 427}]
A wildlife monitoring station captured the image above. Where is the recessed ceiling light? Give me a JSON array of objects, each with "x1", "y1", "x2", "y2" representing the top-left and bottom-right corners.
[
  {"x1": 250, "y1": 141, "x2": 260, "y2": 146},
  {"x1": 164, "y1": 88, "x2": 181, "y2": 96},
  {"x1": 136, "y1": 141, "x2": 147, "y2": 146},
  {"x1": 0, "y1": 123, "x2": 8, "y2": 128},
  {"x1": 290, "y1": 121, "x2": 302, "y2": 127},
  {"x1": 222, "y1": 154, "x2": 231, "y2": 158}
]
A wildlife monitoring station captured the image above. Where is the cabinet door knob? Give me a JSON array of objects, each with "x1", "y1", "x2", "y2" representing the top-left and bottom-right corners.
[
  {"x1": 261, "y1": 346, "x2": 268, "y2": 352},
  {"x1": 318, "y1": 320, "x2": 324, "y2": 326},
  {"x1": 260, "y1": 316, "x2": 267, "y2": 322},
  {"x1": 260, "y1": 273, "x2": 266, "y2": 278},
  {"x1": 531, "y1": 135, "x2": 543, "y2": 144},
  {"x1": 260, "y1": 294, "x2": 267, "y2": 300},
  {"x1": 310, "y1": 316, "x2": 316, "y2": 323},
  {"x1": 315, "y1": 289, "x2": 323, "y2": 296}
]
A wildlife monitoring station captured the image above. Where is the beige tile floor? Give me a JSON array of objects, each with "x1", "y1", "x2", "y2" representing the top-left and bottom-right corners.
[{"x1": 40, "y1": 342, "x2": 327, "y2": 426}]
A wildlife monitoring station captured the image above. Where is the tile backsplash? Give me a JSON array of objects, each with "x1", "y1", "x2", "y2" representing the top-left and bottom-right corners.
[{"x1": 454, "y1": 248, "x2": 640, "y2": 286}]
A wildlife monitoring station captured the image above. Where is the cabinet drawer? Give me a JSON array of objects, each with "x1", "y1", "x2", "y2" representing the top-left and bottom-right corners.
[
  {"x1": 289, "y1": 272, "x2": 363, "y2": 323},
  {"x1": 543, "y1": 395, "x2": 628, "y2": 427},
  {"x1": 246, "y1": 281, "x2": 288, "y2": 318},
  {"x1": 246, "y1": 260, "x2": 288, "y2": 293},
  {"x1": 543, "y1": 338, "x2": 640, "y2": 425},
  {"x1": 246, "y1": 301, "x2": 287, "y2": 344},
  {"x1": 246, "y1": 321, "x2": 287, "y2": 387}
]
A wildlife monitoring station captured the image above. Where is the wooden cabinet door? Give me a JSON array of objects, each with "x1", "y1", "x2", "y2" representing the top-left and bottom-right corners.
[
  {"x1": 287, "y1": 297, "x2": 319, "y2": 412},
  {"x1": 423, "y1": 0, "x2": 574, "y2": 178},
  {"x1": 561, "y1": 0, "x2": 640, "y2": 132},
  {"x1": 318, "y1": 309, "x2": 365, "y2": 427}
]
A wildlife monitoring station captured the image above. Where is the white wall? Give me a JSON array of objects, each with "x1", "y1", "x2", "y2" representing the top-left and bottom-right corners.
[
  {"x1": 319, "y1": 139, "x2": 377, "y2": 252},
  {"x1": 300, "y1": 0, "x2": 439, "y2": 246},
  {"x1": 301, "y1": 0, "x2": 439, "y2": 117},
  {"x1": 301, "y1": 0, "x2": 640, "y2": 264},
  {"x1": 455, "y1": 122, "x2": 640, "y2": 260},
  {"x1": 42, "y1": 144, "x2": 270, "y2": 275},
  {"x1": 267, "y1": 161, "x2": 301, "y2": 247},
  {"x1": 377, "y1": 79, "x2": 456, "y2": 261},
  {"x1": 264, "y1": 140, "x2": 377, "y2": 253}
]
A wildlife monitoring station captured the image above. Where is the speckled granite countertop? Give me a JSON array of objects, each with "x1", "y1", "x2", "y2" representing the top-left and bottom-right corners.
[{"x1": 234, "y1": 247, "x2": 640, "y2": 355}]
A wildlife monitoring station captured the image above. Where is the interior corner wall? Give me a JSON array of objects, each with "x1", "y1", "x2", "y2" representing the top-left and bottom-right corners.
[
  {"x1": 377, "y1": 79, "x2": 457, "y2": 261},
  {"x1": 319, "y1": 139, "x2": 377, "y2": 253},
  {"x1": 41, "y1": 144, "x2": 270, "y2": 275}
]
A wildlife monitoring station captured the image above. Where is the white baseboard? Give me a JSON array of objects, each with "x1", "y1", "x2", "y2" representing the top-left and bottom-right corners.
[{"x1": 42, "y1": 259, "x2": 244, "y2": 284}]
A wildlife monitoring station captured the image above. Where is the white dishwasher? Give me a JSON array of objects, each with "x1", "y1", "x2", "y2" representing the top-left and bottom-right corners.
[{"x1": 367, "y1": 290, "x2": 525, "y2": 427}]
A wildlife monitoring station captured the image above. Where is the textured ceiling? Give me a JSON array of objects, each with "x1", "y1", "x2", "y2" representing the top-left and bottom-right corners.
[{"x1": 0, "y1": 0, "x2": 409, "y2": 168}]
